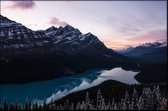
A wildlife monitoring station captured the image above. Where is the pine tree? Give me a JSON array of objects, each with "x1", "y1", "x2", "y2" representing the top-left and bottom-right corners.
[
  {"x1": 131, "y1": 88, "x2": 138, "y2": 110},
  {"x1": 137, "y1": 96, "x2": 144, "y2": 110},
  {"x1": 63, "y1": 99, "x2": 70, "y2": 110},
  {"x1": 145, "y1": 87, "x2": 153, "y2": 109},
  {"x1": 43, "y1": 98, "x2": 47, "y2": 110},
  {"x1": 89, "y1": 99, "x2": 95, "y2": 110},
  {"x1": 59, "y1": 104, "x2": 64, "y2": 110},
  {"x1": 124, "y1": 90, "x2": 130, "y2": 110},
  {"x1": 3, "y1": 98, "x2": 8, "y2": 110},
  {"x1": 106, "y1": 100, "x2": 111, "y2": 110},
  {"x1": 25, "y1": 97, "x2": 31, "y2": 110},
  {"x1": 113, "y1": 103, "x2": 118, "y2": 110},
  {"x1": 9, "y1": 103, "x2": 15, "y2": 110},
  {"x1": 80, "y1": 101, "x2": 86, "y2": 110},
  {"x1": 38, "y1": 104, "x2": 43, "y2": 110},
  {"x1": 0, "y1": 104, "x2": 3, "y2": 111},
  {"x1": 158, "y1": 97, "x2": 167, "y2": 110},
  {"x1": 52, "y1": 104, "x2": 57, "y2": 110},
  {"x1": 96, "y1": 89, "x2": 103, "y2": 110},
  {"x1": 85, "y1": 92, "x2": 91, "y2": 109},
  {"x1": 32, "y1": 101, "x2": 38, "y2": 110},
  {"x1": 141, "y1": 87, "x2": 148, "y2": 110},
  {"x1": 70, "y1": 103, "x2": 74, "y2": 110},
  {"x1": 152, "y1": 86, "x2": 158, "y2": 109},
  {"x1": 15, "y1": 102, "x2": 22, "y2": 110},
  {"x1": 100, "y1": 98, "x2": 106, "y2": 110},
  {"x1": 111, "y1": 98, "x2": 115, "y2": 110},
  {"x1": 75, "y1": 102, "x2": 81, "y2": 110}
]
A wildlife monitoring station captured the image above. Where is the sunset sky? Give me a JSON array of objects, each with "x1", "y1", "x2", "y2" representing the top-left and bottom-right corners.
[{"x1": 1, "y1": 0, "x2": 167, "y2": 50}]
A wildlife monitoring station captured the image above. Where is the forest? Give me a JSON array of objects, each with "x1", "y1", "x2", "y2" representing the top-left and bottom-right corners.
[{"x1": 0, "y1": 83, "x2": 167, "y2": 110}]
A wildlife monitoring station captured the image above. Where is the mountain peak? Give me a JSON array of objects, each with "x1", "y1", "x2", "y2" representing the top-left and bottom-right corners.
[
  {"x1": 46, "y1": 26, "x2": 58, "y2": 31},
  {"x1": 85, "y1": 32, "x2": 98, "y2": 39},
  {"x1": 0, "y1": 15, "x2": 15, "y2": 23},
  {"x1": 63, "y1": 25, "x2": 75, "y2": 31},
  {"x1": 138, "y1": 42, "x2": 162, "y2": 48},
  {"x1": 0, "y1": 14, "x2": 22, "y2": 28},
  {"x1": 50, "y1": 26, "x2": 57, "y2": 29},
  {"x1": 85, "y1": 32, "x2": 93, "y2": 36}
]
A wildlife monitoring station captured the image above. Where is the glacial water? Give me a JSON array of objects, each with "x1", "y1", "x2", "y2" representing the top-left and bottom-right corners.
[{"x1": 0, "y1": 67, "x2": 139, "y2": 105}]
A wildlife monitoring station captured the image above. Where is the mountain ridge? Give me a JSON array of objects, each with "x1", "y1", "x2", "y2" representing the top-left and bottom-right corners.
[
  {"x1": 0, "y1": 15, "x2": 138, "y2": 84},
  {"x1": 118, "y1": 41, "x2": 167, "y2": 63}
]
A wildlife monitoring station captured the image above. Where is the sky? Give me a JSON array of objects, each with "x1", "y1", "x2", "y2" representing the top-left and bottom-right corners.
[{"x1": 1, "y1": 0, "x2": 167, "y2": 50}]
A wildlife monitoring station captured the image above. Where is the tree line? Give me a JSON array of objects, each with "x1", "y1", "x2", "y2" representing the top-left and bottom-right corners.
[{"x1": 0, "y1": 85, "x2": 167, "y2": 110}]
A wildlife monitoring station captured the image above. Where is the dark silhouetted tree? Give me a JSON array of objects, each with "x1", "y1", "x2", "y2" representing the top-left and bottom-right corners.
[
  {"x1": 3, "y1": 98, "x2": 8, "y2": 110},
  {"x1": 9, "y1": 103, "x2": 15, "y2": 110},
  {"x1": 25, "y1": 98, "x2": 31, "y2": 110}
]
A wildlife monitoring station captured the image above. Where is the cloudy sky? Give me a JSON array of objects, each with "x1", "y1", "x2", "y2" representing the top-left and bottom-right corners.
[{"x1": 1, "y1": 0, "x2": 167, "y2": 50}]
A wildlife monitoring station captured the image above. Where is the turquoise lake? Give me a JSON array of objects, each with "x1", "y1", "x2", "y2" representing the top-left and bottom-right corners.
[{"x1": 0, "y1": 68, "x2": 139, "y2": 105}]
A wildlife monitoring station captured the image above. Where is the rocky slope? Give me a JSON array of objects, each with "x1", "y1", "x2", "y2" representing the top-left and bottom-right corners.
[{"x1": 0, "y1": 15, "x2": 137, "y2": 84}]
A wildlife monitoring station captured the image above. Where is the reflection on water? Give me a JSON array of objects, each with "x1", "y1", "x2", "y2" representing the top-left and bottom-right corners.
[
  {"x1": 0, "y1": 67, "x2": 139, "y2": 105},
  {"x1": 100, "y1": 68, "x2": 139, "y2": 84}
]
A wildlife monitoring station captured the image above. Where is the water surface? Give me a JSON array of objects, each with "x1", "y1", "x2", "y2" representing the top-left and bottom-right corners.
[{"x1": 0, "y1": 68, "x2": 139, "y2": 105}]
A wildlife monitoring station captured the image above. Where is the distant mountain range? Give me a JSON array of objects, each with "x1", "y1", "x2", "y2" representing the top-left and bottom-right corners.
[
  {"x1": 119, "y1": 41, "x2": 167, "y2": 63},
  {"x1": 0, "y1": 15, "x2": 137, "y2": 83}
]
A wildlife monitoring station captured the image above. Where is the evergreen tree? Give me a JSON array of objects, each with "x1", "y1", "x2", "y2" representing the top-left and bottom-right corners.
[
  {"x1": 59, "y1": 104, "x2": 64, "y2": 110},
  {"x1": 106, "y1": 100, "x2": 111, "y2": 110},
  {"x1": 141, "y1": 87, "x2": 148, "y2": 110},
  {"x1": 9, "y1": 103, "x2": 15, "y2": 110},
  {"x1": 0, "y1": 104, "x2": 3, "y2": 111},
  {"x1": 25, "y1": 97, "x2": 31, "y2": 110},
  {"x1": 131, "y1": 88, "x2": 138, "y2": 110},
  {"x1": 70, "y1": 103, "x2": 74, "y2": 110},
  {"x1": 96, "y1": 89, "x2": 103, "y2": 110},
  {"x1": 137, "y1": 96, "x2": 144, "y2": 110},
  {"x1": 63, "y1": 99, "x2": 70, "y2": 110},
  {"x1": 145, "y1": 87, "x2": 153, "y2": 109},
  {"x1": 38, "y1": 104, "x2": 43, "y2": 110},
  {"x1": 43, "y1": 98, "x2": 47, "y2": 110},
  {"x1": 15, "y1": 102, "x2": 22, "y2": 110},
  {"x1": 113, "y1": 103, "x2": 118, "y2": 110},
  {"x1": 75, "y1": 102, "x2": 81, "y2": 110},
  {"x1": 121, "y1": 98, "x2": 127, "y2": 110},
  {"x1": 80, "y1": 101, "x2": 86, "y2": 110},
  {"x1": 85, "y1": 92, "x2": 91, "y2": 109},
  {"x1": 124, "y1": 90, "x2": 130, "y2": 110},
  {"x1": 111, "y1": 98, "x2": 115, "y2": 110},
  {"x1": 153, "y1": 85, "x2": 161, "y2": 109},
  {"x1": 3, "y1": 98, "x2": 8, "y2": 110},
  {"x1": 32, "y1": 101, "x2": 38, "y2": 110}
]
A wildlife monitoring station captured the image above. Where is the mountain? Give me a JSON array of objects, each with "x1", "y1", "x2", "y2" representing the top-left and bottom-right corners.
[
  {"x1": 0, "y1": 15, "x2": 51, "y2": 50},
  {"x1": 0, "y1": 15, "x2": 137, "y2": 84},
  {"x1": 119, "y1": 41, "x2": 167, "y2": 63},
  {"x1": 117, "y1": 41, "x2": 167, "y2": 83}
]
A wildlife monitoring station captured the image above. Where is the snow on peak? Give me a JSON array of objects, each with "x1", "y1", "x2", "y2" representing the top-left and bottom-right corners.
[
  {"x1": 46, "y1": 26, "x2": 58, "y2": 31},
  {"x1": 45, "y1": 26, "x2": 58, "y2": 35},
  {"x1": 0, "y1": 15, "x2": 22, "y2": 28},
  {"x1": 63, "y1": 25, "x2": 75, "y2": 32},
  {"x1": 138, "y1": 42, "x2": 162, "y2": 48},
  {"x1": 156, "y1": 41, "x2": 167, "y2": 48},
  {"x1": 1, "y1": 15, "x2": 106, "y2": 52}
]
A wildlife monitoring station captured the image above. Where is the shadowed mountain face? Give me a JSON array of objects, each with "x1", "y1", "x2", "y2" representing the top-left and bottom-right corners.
[
  {"x1": 118, "y1": 42, "x2": 167, "y2": 83},
  {"x1": 119, "y1": 42, "x2": 167, "y2": 64},
  {"x1": 0, "y1": 15, "x2": 137, "y2": 84}
]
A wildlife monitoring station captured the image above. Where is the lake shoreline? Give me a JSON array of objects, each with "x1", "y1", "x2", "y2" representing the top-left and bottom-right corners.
[{"x1": 0, "y1": 67, "x2": 139, "y2": 105}]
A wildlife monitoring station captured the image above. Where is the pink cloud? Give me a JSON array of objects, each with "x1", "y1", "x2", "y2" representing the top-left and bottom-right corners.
[
  {"x1": 48, "y1": 17, "x2": 68, "y2": 27},
  {"x1": 103, "y1": 29, "x2": 167, "y2": 50},
  {"x1": 9, "y1": 0, "x2": 36, "y2": 10},
  {"x1": 127, "y1": 29, "x2": 167, "y2": 45}
]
